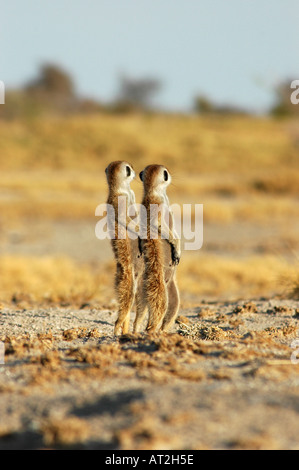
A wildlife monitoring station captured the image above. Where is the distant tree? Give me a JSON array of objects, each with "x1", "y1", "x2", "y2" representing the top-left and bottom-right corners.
[
  {"x1": 0, "y1": 63, "x2": 110, "y2": 120},
  {"x1": 194, "y1": 94, "x2": 248, "y2": 115},
  {"x1": 115, "y1": 74, "x2": 162, "y2": 110},
  {"x1": 194, "y1": 95, "x2": 214, "y2": 114},
  {"x1": 270, "y1": 79, "x2": 299, "y2": 117},
  {"x1": 26, "y1": 64, "x2": 75, "y2": 98}
]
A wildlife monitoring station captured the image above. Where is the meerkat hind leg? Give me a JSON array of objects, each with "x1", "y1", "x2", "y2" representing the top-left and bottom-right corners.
[{"x1": 146, "y1": 283, "x2": 168, "y2": 334}]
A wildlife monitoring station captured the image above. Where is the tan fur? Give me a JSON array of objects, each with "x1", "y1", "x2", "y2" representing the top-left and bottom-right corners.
[
  {"x1": 133, "y1": 164, "x2": 180, "y2": 334},
  {"x1": 105, "y1": 161, "x2": 143, "y2": 335}
]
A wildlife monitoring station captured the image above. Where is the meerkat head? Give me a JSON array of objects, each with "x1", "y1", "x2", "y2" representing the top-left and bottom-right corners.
[
  {"x1": 105, "y1": 161, "x2": 135, "y2": 191},
  {"x1": 139, "y1": 165, "x2": 171, "y2": 193}
]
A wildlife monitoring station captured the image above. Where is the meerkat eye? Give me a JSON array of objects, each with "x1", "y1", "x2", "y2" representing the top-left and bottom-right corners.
[
  {"x1": 164, "y1": 170, "x2": 168, "y2": 181},
  {"x1": 126, "y1": 166, "x2": 131, "y2": 177}
]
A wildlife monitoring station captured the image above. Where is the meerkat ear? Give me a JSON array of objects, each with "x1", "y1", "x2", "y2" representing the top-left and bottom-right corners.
[
  {"x1": 139, "y1": 171, "x2": 144, "y2": 182},
  {"x1": 105, "y1": 166, "x2": 108, "y2": 175}
]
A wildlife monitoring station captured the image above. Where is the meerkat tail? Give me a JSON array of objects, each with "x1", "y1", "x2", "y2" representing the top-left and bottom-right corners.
[
  {"x1": 133, "y1": 279, "x2": 147, "y2": 334},
  {"x1": 161, "y1": 275, "x2": 180, "y2": 332}
]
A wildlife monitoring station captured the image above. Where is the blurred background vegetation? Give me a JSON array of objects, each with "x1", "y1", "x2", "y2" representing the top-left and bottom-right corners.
[
  {"x1": 1, "y1": 63, "x2": 299, "y2": 120},
  {"x1": 0, "y1": 64, "x2": 299, "y2": 307}
]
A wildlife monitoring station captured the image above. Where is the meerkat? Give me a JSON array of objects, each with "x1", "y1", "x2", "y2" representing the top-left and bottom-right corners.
[
  {"x1": 105, "y1": 161, "x2": 143, "y2": 335},
  {"x1": 133, "y1": 164, "x2": 181, "y2": 334}
]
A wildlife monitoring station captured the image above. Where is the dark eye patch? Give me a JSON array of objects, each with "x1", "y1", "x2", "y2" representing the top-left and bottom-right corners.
[
  {"x1": 164, "y1": 170, "x2": 168, "y2": 181},
  {"x1": 126, "y1": 166, "x2": 131, "y2": 177},
  {"x1": 139, "y1": 171, "x2": 143, "y2": 181}
]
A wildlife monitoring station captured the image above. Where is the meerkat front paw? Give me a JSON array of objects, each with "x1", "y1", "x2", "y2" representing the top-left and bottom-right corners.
[
  {"x1": 171, "y1": 243, "x2": 180, "y2": 265},
  {"x1": 138, "y1": 237, "x2": 143, "y2": 257}
]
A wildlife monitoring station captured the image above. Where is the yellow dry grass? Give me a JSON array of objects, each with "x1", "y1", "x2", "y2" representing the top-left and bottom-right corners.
[
  {"x1": 0, "y1": 112, "x2": 298, "y2": 303},
  {"x1": 0, "y1": 113, "x2": 298, "y2": 226},
  {"x1": 0, "y1": 255, "x2": 114, "y2": 305},
  {"x1": 177, "y1": 253, "x2": 299, "y2": 300},
  {"x1": 0, "y1": 252, "x2": 298, "y2": 305},
  {"x1": 0, "y1": 114, "x2": 297, "y2": 173}
]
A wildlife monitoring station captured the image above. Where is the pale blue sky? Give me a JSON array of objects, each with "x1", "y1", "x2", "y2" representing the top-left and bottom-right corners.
[{"x1": 1, "y1": 0, "x2": 298, "y2": 112}]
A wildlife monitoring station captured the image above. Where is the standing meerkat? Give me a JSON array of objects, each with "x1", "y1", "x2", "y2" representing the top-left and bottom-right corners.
[
  {"x1": 105, "y1": 161, "x2": 143, "y2": 335},
  {"x1": 133, "y1": 164, "x2": 181, "y2": 334}
]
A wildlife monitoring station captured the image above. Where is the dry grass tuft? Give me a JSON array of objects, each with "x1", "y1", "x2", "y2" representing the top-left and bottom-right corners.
[
  {"x1": 0, "y1": 255, "x2": 114, "y2": 306},
  {"x1": 178, "y1": 322, "x2": 226, "y2": 341}
]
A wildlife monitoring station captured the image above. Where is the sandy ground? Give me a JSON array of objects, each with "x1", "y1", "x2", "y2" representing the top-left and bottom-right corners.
[
  {"x1": 0, "y1": 220, "x2": 298, "y2": 450},
  {"x1": 0, "y1": 298, "x2": 298, "y2": 450}
]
